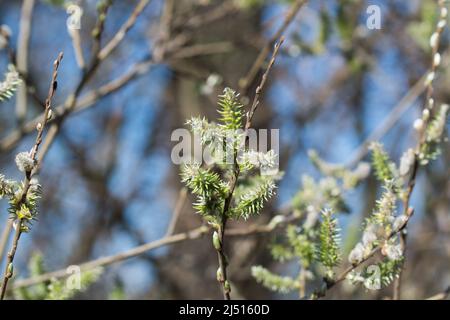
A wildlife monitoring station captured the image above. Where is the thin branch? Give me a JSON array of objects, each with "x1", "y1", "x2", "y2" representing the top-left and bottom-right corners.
[
  {"x1": 97, "y1": 0, "x2": 151, "y2": 61},
  {"x1": 213, "y1": 37, "x2": 284, "y2": 300},
  {"x1": 91, "y1": 0, "x2": 113, "y2": 61},
  {"x1": 165, "y1": 188, "x2": 187, "y2": 237},
  {"x1": 153, "y1": 0, "x2": 174, "y2": 62},
  {"x1": 0, "y1": 52, "x2": 63, "y2": 300},
  {"x1": 239, "y1": 0, "x2": 307, "y2": 93},
  {"x1": 393, "y1": 1, "x2": 448, "y2": 300},
  {"x1": 0, "y1": 220, "x2": 13, "y2": 266},
  {"x1": 174, "y1": 0, "x2": 237, "y2": 30},
  {"x1": 15, "y1": 0, "x2": 35, "y2": 124},
  {"x1": 426, "y1": 286, "x2": 450, "y2": 300},
  {"x1": 345, "y1": 47, "x2": 450, "y2": 168},
  {"x1": 10, "y1": 209, "x2": 299, "y2": 291},
  {"x1": 345, "y1": 73, "x2": 427, "y2": 168},
  {"x1": 393, "y1": 231, "x2": 406, "y2": 300},
  {"x1": 31, "y1": 0, "x2": 155, "y2": 169},
  {"x1": 245, "y1": 37, "x2": 284, "y2": 131},
  {"x1": 169, "y1": 42, "x2": 233, "y2": 60},
  {"x1": 0, "y1": 58, "x2": 154, "y2": 152}
]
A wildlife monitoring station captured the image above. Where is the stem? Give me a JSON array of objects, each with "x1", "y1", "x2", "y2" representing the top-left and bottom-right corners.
[
  {"x1": 0, "y1": 219, "x2": 23, "y2": 299},
  {"x1": 215, "y1": 221, "x2": 231, "y2": 300},
  {"x1": 393, "y1": 0, "x2": 447, "y2": 299},
  {"x1": 212, "y1": 38, "x2": 285, "y2": 299},
  {"x1": 239, "y1": 0, "x2": 307, "y2": 93},
  {"x1": 11, "y1": 211, "x2": 297, "y2": 291},
  {"x1": 298, "y1": 267, "x2": 306, "y2": 299},
  {"x1": 0, "y1": 220, "x2": 13, "y2": 265},
  {"x1": 0, "y1": 53, "x2": 63, "y2": 300}
]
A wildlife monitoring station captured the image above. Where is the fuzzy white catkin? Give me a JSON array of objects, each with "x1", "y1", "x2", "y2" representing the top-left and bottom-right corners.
[
  {"x1": 348, "y1": 243, "x2": 365, "y2": 264},
  {"x1": 399, "y1": 149, "x2": 415, "y2": 176},
  {"x1": 413, "y1": 118, "x2": 424, "y2": 131},
  {"x1": 441, "y1": 7, "x2": 448, "y2": 19},
  {"x1": 438, "y1": 19, "x2": 447, "y2": 30},
  {"x1": 362, "y1": 228, "x2": 377, "y2": 247},
  {"x1": 425, "y1": 71, "x2": 435, "y2": 86},
  {"x1": 430, "y1": 32, "x2": 439, "y2": 48},
  {"x1": 385, "y1": 244, "x2": 403, "y2": 261},
  {"x1": 15, "y1": 152, "x2": 34, "y2": 173},
  {"x1": 434, "y1": 53, "x2": 441, "y2": 67},
  {"x1": 422, "y1": 109, "x2": 430, "y2": 121}
]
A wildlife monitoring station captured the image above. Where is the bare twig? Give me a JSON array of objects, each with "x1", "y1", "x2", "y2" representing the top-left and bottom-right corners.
[
  {"x1": 165, "y1": 188, "x2": 187, "y2": 237},
  {"x1": 15, "y1": 0, "x2": 35, "y2": 124},
  {"x1": 33, "y1": 0, "x2": 155, "y2": 170},
  {"x1": 169, "y1": 42, "x2": 233, "y2": 60},
  {"x1": 0, "y1": 220, "x2": 13, "y2": 266},
  {"x1": 153, "y1": 0, "x2": 174, "y2": 61},
  {"x1": 174, "y1": 1, "x2": 237, "y2": 30},
  {"x1": 0, "y1": 59, "x2": 154, "y2": 152},
  {"x1": 245, "y1": 38, "x2": 284, "y2": 131},
  {"x1": 426, "y1": 286, "x2": 450, "y2": 300},
  {"x1": 10, "y1": 209, "x2": 299, "y2": 291},
  {"x1": 346, "y1": 47, "x2": 450, "y2": 168},
  {"x1": 98, "y1": 0, "x2": 151, "y2": 61},
  {"x1": 345, "y1": 73, "x2": 427, "y2": 168},
  {"x1": 0, "y1": 4, "x2": 237, "y2": 154},
  {"x1": 239, "y1": 0, "x2": 307, "y2": 93},
  {"x1": 1, "y1": 37, "x2": 234, "y2": 153},
  {"x1": 91, "y1": 0, "x2": 113, "y2": 60}
]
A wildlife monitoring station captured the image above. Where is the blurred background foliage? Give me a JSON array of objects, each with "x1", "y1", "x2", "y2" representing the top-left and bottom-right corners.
[{"x1": 0, "y1": 0, "x2": 449, "y2": 299}]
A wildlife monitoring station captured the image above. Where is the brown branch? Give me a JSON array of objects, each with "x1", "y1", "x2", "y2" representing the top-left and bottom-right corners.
[
  {"x1": 174, "y1": 0, "x2": 237, "y2": 30},
  {"x1": 91, "y1": 0, "x2": 113, "y2": 61},
  {"x1": 0, "y1": 36, "x2": 238, "y2": 154},
  {"x1": 32, "y1": 0, "x2": 156, "y2": 169},
  {"x1": 345, "y1": 73, "x2": 428, "y2": 168},
  {"x1": 0, "y1": 220, "x2": 13, "y2": 268},
  {"x1": 169, "y1": 42, "x2": 234, "y2": 60},
  {"x1": 213, "y1": 37, "x2": 284, "y2": 300},
  {"x1": 239, "y1": 0, "x2": 307, "y2": 93},
  {"x1": 392, "y1": 230, "x2": 406, "y2": 300},
  {"x1": 15, "y1": 0, "x2": 35, "y2": 124},
  {"x1": 97, "y1": 0, "x2": 151, "y2": 61},
  {"x1": 0, "y1": 58, "x2": 155, "y2": 152},
  {"x1": 426, "y1": 286, "x2": 450, "y2": 300},
  {"x1": 245, "y1": 38, "x2": 284, "y2": 131},
  {"x1": 393, "y1": 1, "x2": 448, "y2": 300},
  {"x1": 165, "y1": 188, "x2": 187, "y2": 237},
  {"x1": 10, "y1": 210, "x2": 299, "y2": 291},
  {"x1": 0, "y1": 52, "x2": 63, "y2": 300}
]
